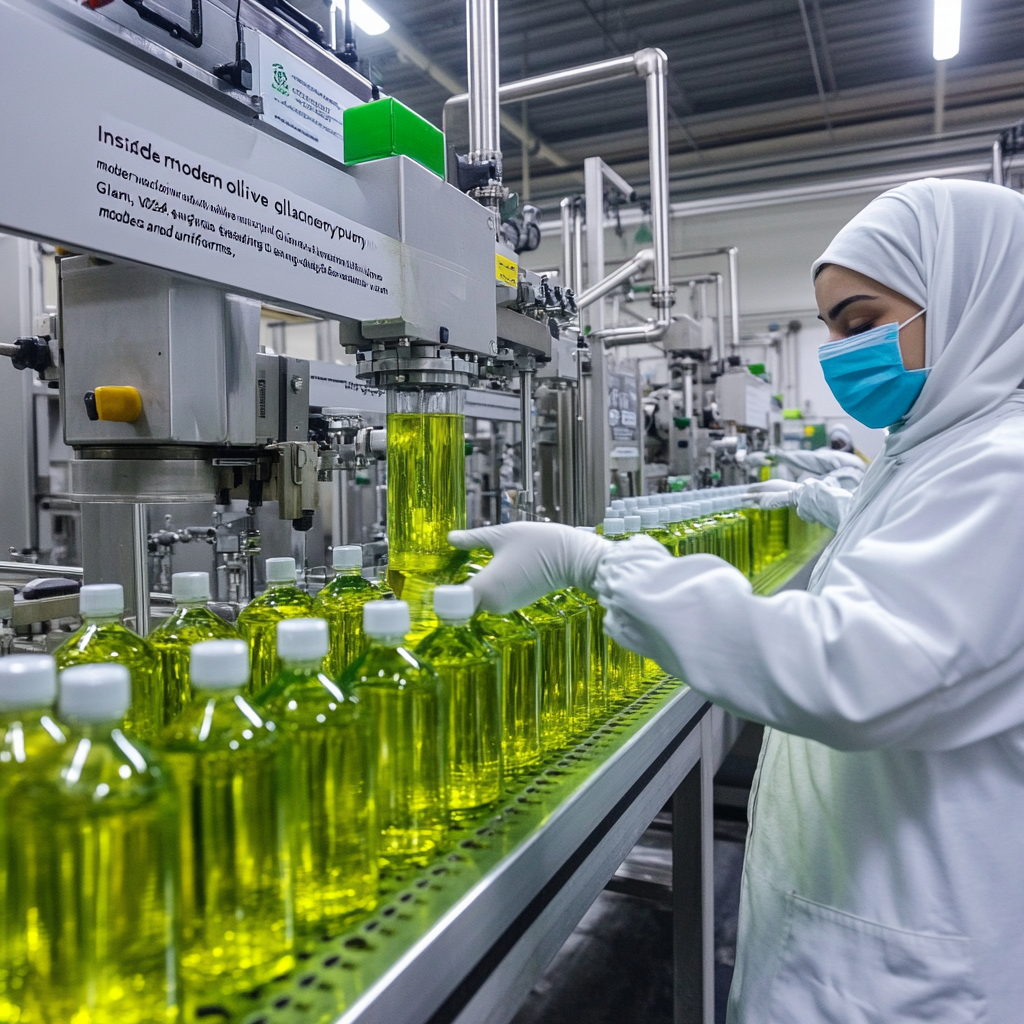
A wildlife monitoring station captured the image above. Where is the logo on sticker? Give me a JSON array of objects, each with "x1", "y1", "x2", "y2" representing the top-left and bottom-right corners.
[{"x1": 272, "y1": 63, "x2": 290, "y2": 96}]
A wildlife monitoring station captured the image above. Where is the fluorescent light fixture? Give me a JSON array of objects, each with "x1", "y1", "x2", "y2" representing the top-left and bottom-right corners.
[
  {"x1": 332, "y1": 0, "x2": 390, "y2": 35},
  {"x1": 933, "y1": 0, "x2": 961, "y2": 61}
]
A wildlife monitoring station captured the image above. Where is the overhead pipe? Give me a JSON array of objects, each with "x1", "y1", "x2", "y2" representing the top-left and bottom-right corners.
[
  {"x1": 576, "y1": 248, "x2": 654, "y2": 310},
  {"x1": 465, "y1": 0, "x2": 502, "y2": 214},
  {"x1": 560, "y1": 198, "x2": 575, "y2": 291},
  {"x1": 589, "y1": 48, "x2": 674, "y2": 345}
]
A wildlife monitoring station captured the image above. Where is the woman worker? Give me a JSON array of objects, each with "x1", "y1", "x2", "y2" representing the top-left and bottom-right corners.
[{"x1": 451, "y1": 178, "x2": 1024, "y2": 1021}]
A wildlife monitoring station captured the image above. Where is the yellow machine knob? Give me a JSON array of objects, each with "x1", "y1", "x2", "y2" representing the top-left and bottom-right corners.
[{"x1": 92, "y1": 386, "x2": 143, "y2": 423}]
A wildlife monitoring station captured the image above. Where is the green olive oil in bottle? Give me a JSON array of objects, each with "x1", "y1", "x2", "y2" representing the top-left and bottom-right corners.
[
  {"x1": 346, "y1": 600, "x2": 448, "y2": 870},
  {"x1": 547, "y1": 588, "x2": 592, "y2": 737},
  {"x1": 474, "y1": 609, "x2": 541, "y2": 776},
  {"x1": 520, "y1": 596, "x2": 570, "y2": 753},
  {"x1": 160, "y1": 639, "x2": 293, "y2": 1002},
  {"x1": 237, "y1": 556, "x2": 314, "y2": 696},
  {"x1": 147, "y1": 571, "x2": 240, "y2": 725},
  {"x1": 312, "y1": 545, "x2": 374, "y2": 679},
  {"x1": 257, "y1": 618, "x2": 378, "y2": 944},
  {"x1": 6, "y1": 664, "x2": 177, "y2": 1024},
  {"x1": 417, "y1": 585, "x2": 502, "y2": 816},
  {"x1": 54, "y1": 583, "x2": 161, "y2": 741},
  {"x1": 600, "y1": 519, "x2": 645, "y2": 701},
  {"x1": 0, "y1": 655, "x2": 67, "y2": 1020}
]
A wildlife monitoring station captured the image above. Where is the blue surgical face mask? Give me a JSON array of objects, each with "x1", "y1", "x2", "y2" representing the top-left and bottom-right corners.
[{"x1": 818, "y1": 308, "x2": 927, "y2": 429}]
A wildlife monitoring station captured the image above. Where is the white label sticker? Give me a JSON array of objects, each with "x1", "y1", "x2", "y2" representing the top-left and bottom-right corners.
[
  {"x1": 92, "y1": 117, "x2": 401, "y2": 320},
  {"x1": 258, "y1": 36, "x2": 359, "y2": 167}
]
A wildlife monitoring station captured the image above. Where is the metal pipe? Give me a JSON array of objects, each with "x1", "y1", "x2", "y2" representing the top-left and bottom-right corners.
[
  {"x1": 465, "y1": 0, "x2": 501, "y2": 202},
  {"x1": 446, "y1": 54, "x2": 637, "y2": 115},
  {"x1": 683, "y1": 365, "x2": 694, "y2": 419},
  {"x1": 576, "y1": 248, "x2": 654, "y2": 310},
  {"x1": 572, "y1": 202, "x2": 584, "y2": 300},
  {"x1": 590, "y1": 48, "x2": 674, "y2": 346},
  {"x1": 599, "y1": 159, "x2": 638, "y2": 203},
  {"x1": 993, "y1": 138, "x2": 1005, "y2": 186},
  {"x1": 519, "y1": 368, "x2": 534, "y2": 513},
  {"x1": 727, "y1": 246, "x2": 740, "y2": 355},
  {"x1": 715, "y1": 272, "x2": 725, "y2": 366},
  {"x1": 560, "y1": 198, "x2": 574, "y2": 292},
  {"x1": 131, "y1": 503, "x2": 149, "y2": 637}
]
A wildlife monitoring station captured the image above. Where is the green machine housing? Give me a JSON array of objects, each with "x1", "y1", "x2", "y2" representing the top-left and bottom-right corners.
[{"x1": 344, "y1": 98, "x2": 446, "y2": 179}]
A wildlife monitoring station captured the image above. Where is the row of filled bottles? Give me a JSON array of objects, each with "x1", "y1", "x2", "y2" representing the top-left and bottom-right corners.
[
  {"x1": 0, "y1": 550, "x2": 664, "y2": 1022},
  {"x1": 596, "y1": 486, "x2": 809, "y2": 578}
]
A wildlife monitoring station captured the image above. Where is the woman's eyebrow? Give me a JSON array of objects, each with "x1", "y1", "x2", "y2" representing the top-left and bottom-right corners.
[{"x1": 828, "y1": 294, "x2": 878, "y2": 320}]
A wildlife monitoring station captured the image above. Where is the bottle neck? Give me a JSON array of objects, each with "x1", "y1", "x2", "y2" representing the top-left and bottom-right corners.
[
  {"x1": 81, "y1": 612, "x2": 122, "y2": 626},
  {"x1": 279, "y1": 657, "x2": 324, "y2": 674},
  {"x1": 176, "y1": 599, "x2": 207, "y2": 610},
  {"x1": 438, "y1": 617, "x2": 471, "y2": 628},
  {"x1": 334, "y1": 567, "x2": 361, "y2": 578},
  {"x1": 367, "y1": 634, "x2": 405, "y2": 649},
  {"x1": 192, "y1": 684, "x2": 246, "y2": 702},
  {"x1": 266, "y1": 579, "x2": 294, "y2": 589}
]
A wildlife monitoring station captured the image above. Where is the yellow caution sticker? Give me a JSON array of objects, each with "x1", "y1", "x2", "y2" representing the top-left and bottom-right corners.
[{"x1": 495, "y1": 253, "x2": 518, "y2": 287}]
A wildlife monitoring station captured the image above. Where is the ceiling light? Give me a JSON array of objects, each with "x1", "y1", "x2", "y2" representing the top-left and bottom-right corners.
[
  {"x1": 933, "y1": 0, "x2": 961, "y2": 61},
  {"x1": 333, "y1": 0, "x2": 389, "y2": 35}
]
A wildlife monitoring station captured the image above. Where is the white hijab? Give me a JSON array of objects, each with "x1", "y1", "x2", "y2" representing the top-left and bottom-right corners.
[{"x1": 812, "y1": 178, "x2": 1024, "y2": 457}]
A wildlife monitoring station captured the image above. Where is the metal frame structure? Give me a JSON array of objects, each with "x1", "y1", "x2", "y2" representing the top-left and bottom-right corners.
[{"x1": 332, "y1": 691, "x2": 733, "y2": 1024}]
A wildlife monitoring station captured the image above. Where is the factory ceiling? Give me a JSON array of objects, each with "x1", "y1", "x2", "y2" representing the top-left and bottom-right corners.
[{"x1": 302, "y1": 0, "x2": 1024, "y2": 209}]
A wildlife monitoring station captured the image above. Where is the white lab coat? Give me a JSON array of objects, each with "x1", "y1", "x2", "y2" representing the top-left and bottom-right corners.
[{"x1": 594, "y1": 179, "x2": 1024, "y2": 1022}]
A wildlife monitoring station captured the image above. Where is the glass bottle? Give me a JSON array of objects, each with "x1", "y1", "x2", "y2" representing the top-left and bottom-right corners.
[
  {"x1": 237, "y1": 556, "x2": 314, "y2": 696},
  {"x1": 667, "y1": 504, "x2": 700, "y2": 556},
  {"x1": 160, "y1": 639, "x2": 293, "y2": 1001},
  {"x1": 417, "y1": 585, "x2": 502, "y2": 816},
  {"x1": 6, "y1": 664, "x2": 176, "y2": 1023},
  {"x1": 640, "y1": 507, "x2": 679, "y2": 555},
  {"x1": 0, "y1": 656, "x2": 66, "y2": 1020},
  {"x1": 54, "y1": 583, "x2": 161, "y2": 741},
  {"x1": 520, "y1": 596, "x2": 570, "y2": 753},
  {"x1": 547, "y1": 588, "x2": 591, "y2": 737},
  {"x1": 345, "y1": 600, "x2": 448, "y2": 870},
  {"x1": 257, "y1": 619, "x2": 378, "y2": 945},
  {"x1": 386, "y1": 387, "x2": 466, "y2": 637},
  {"x1": 601, "y1": 518, "x2": 646, "y2": 698},
  {"x1": 147, "y1": 571, "x2": 240, "y2": 725},
  {"x1": 313, "y1": 544, "x2": 375, "y2": 679},
  {"x1": 473, "y1": 608, "x2": 541, "y2": 776}
]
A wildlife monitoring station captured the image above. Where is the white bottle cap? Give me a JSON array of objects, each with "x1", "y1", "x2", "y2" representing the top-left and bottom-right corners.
[
  {"x1": 0, "y1": 655, "x2": 57, "y2": 711},
  {"x1": 434, "y1": 584, "x2": 475, "y2": 621},
  {"x1": 658, "y1": 506, "x2": 671, "y2": 523},
  {"x1": 172, "y1": 572, "x2": 210, "y2": 603},
  {"x1": 277, "y1": 618, "x2": 329, "y2": 660},
  {"x1": 610, "y1": 499, "x2": 626, "y2": 511},
  {"x1": 624, "y1": 514, "x2": 642, "y2": 534},
  {"x1": 364, "y1": 599, "x2": 410, "y2": 638},
  {"x1": 59, "y1": 664, "x2": 130, "y2": 722},
  {"x1": 603, "y1": 517, "x2": 626, "y2": 536},
  {"x1": 78, "y1": 583, "x2": 124, "y2": 617},
  {"x1": 668, "y1": 505, "x2": 685, "y2": 523},
  {"x1": 604, "y1": 506, "x2": 615, "y2": 518},
  {"x1": 266, "y1": 557, "x2": 296, "y2": 583},
  {"x1": 640, "y1": 508, "x2": 660, "y2": 529},
  {"x1": 190, "y1": 639, "x2": 249, "y2": 690},
  {"x1": 636, "y1": 495, "x2": 651, "y2": 508},
  {"x1": 623, "y1": 497, "x2": 639, "y2": 511},
  {"x1": 332, "y1": 545, "x2": 363, "y2": 570}
]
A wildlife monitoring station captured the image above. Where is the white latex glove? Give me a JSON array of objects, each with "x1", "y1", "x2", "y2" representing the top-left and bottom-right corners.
[
  {"x1": 448, "y1": 522, "x2": 611, "y2": 614},
  {"x1": 795, "y1": 477, "x2": 853, "y2": 531},
  {"x1": 742, "y1": 483, "x2": 801, "y2": 510},
  {"x1": 745, "y1": 479, "x2": 799, "y2": 494},
  {"x1": 744, "y1": 451, "x2": 772, "y2": 468}
]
